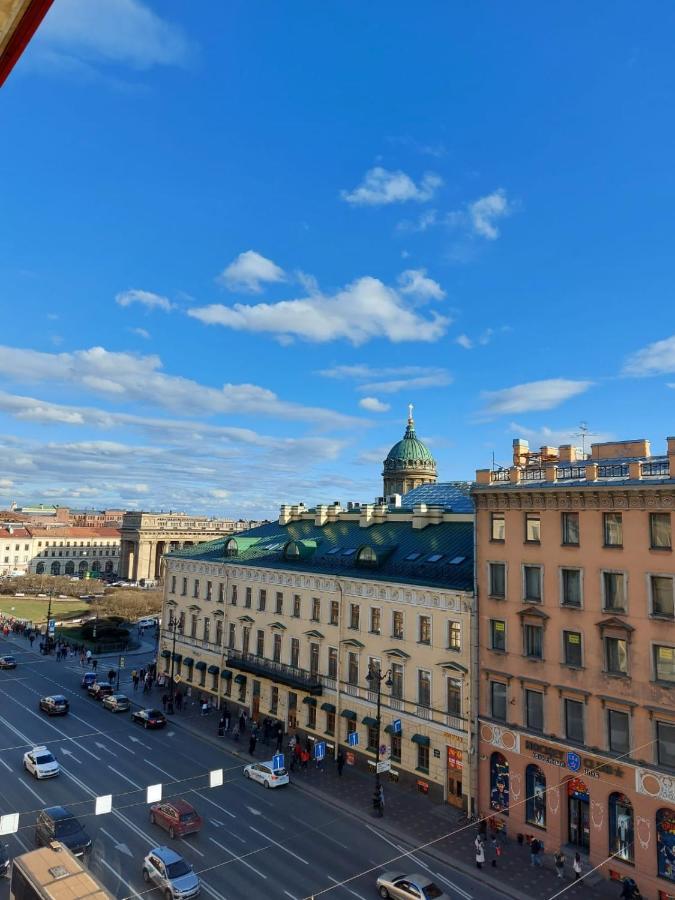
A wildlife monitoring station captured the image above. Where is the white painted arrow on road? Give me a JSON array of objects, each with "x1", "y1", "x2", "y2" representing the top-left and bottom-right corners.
[
  {"x1": 128, "y1": 736, "x2": 150, "y2": 749},
  {"x1": 95, "y1": 742, "x2": 114, "y2": 754},
  {"x1": 60, "y1": 748, "x2": 81, "y2": 763},
  {"x1": 245, "y1": 806, "x2": 262, "y2": 816},
  {"x1": 99, "y1": 828, "x2": 133, "y2": 858}
]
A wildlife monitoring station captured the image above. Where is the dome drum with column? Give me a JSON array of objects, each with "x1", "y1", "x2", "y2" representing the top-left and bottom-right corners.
[{"x1": 382, "y1": 405, "x2": 437, "y2": 497}]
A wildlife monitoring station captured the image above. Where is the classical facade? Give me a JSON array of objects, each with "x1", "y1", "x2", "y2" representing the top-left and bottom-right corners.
[
  {"x1": 0, "y1": 527, "x2": 34, "y2": 576},
  {"x1": 70, "y1": 509, "x2": 124, "y2": 528},
  {"x1": 119, "y1": 512, "x2": 260, "y2": 583},
  {"x1": 160, "y1": 495, "x2": 476, "y2": 808},
  {"x1": 474, "y1": 436, "x2": 675, "y2": 899},
  {"x1": 29, "y1": 527, "x2": 121, "y2": 577},
  {"x1": 382, "y1": 406, "x2": 437, "y2": 498}
]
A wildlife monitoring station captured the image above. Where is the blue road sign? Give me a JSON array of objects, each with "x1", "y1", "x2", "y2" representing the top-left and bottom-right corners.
[
  {"x1": 348, "y1": 731, "x2": 359, "y2": 747},
  {"x1": 392, "y1": 718, "x2": 402, "y2": 734},
  {"x1": 272, "y1": 753, "x2": 285, "y2": 771},
  {"x1": 314, "y1": 741, "x2": 326, "y2": 761}
]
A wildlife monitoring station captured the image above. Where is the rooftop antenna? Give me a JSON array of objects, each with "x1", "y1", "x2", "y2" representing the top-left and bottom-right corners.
[{"x1": 574, "y1": 421, "x2": 598, "y2": 457}]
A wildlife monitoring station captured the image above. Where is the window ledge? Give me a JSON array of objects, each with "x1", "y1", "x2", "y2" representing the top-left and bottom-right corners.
[
  {"x1": 561, "y1": 603, "x2": 583, "y2": 610},
  {"x1": 524, "y1": 540, "x2": 541, "y2": 545},
  {"x1": 523, "y1": 598, "x2": 542, "y2": 604},
  {"x1": 602, "y1": 608, "x2": 627, "y2": 616},
  {"x1": 446, "y1": 646, "x2": 461, "y2": 653},
  {"x1": 602, "y1": 544, "x2": 624, "y2": 550},
  {"x1": 489, "y1": 539, "x2": 505, "y2": 544},
  {"x1": 650, "y1": 546, "x2": 672, "y2": 552},
  {"x1": 525, "y1": 656, "x2": 544, "y2": 663},
  {"x1": 418, "y1": 640, "x2": 431, "y2": 646},
  {"x1": 389, "y1": 634, "x2": 404, "y2": 640},
  {"x1": 654, "y1": 680, "x2": 675, "y2": 689},
  {"x1": 561, "y1": 543, "x2": 580, "y2": 548},
  {"x1": 489, "y1": 595, "x2": 506, "y2": 601},
  {"x1": 650, "y1": 614, "x2": 675, "y2": 622},
  {"x1": 369, "y1": 630, "x2": 381, "y2": 635},
  {"x1": 490, "y1": 648, "x2": 508, "y2": 655},
  {"x1": 562, "y1": 663, "x2": 585, "y2": 671},
  {"x1": 415, "y1": 767, "x2": 429, "y2": 774},
  {"x1": 347, "y1": 626, "x2": 360, "y2": 631}
]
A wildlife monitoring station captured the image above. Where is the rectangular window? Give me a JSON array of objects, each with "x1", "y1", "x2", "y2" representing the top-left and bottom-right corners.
[
  {"x1": 447, "y1": 678, "x2": 462, "y2": 716},
  {"x1": 275, "y1": 592, "x2": 283, "y2": 614},
  {"x1": 258, "y1": 590, "x2": 266, "y2": 611},
  {"x1": 190, "y1": 615, "x2": 198, "y2": 638},
  {"x1": 525, "y1": 513, "x2": 541, "y2": 543},
  {"x1": 390, "y1": 733, "x2": 402, "y2": 763},
  {"x1": 489, "y1": 562, "x2": 506, "y2": 598},
  {"x1": 310, "y1": 643, "x2": 319, "y2": 677},
  {"x1": 608, "y1": 709, "x2": 630, "y2": 754},
  {"x1": 215, "y1": 620, "x2": 223, "y2": 646},
  {"x1": 349, "y1": 604, "x2": 360, "y2": 630},
  {"x1": 290, "y1": 638, "x2": 300, "y2": 668},
  {"x1": 523, "y1": 624, "x2": 543, "y2": 659},
  {"x1": 491, "y1": 513, "x2": 505, "y2": 541},
  {"x1": 565, "y1": 698, "x2": 584, "y2": 743},
  {"x1": 657, "y1": 721, "x2": 675, "y2": 769},
  {"x1": 563, "y1": 630, "x2": 582, "y2": 667},
  {"x1": 650, "y1": 512, "x2": 672, "y2": 549},
  {"x1": 178, "y1": 612, "x2": 185, "y2": 633},
  {"x1": 523, "y1": 566, "x2": 542, "y2": 602},
  {"x1": 652, "y1": 575, "x2": 675, "y2": 618},
  {"x1": 348, "y1": 652, "x2": 359, "y2": 685},
  {"x1": 231, "y1": 585, "x2": 237, "y2": 605},
  {"x1": 370, "y1": 607, "x2": 381, "y2": 634},
  {"x1": 206, "y1": 581, "x2": 213, "y2": 601},
  {"x1": 604, "y1": 512, "x2": 623, "y2": 547},
  {"x1": 417, "y1": 744, "x2": 430, "y2": 772},
  {"x1": 561, "y1": 568, "x2": 582, "y2": 607},
  {"x1": 390, "y1": 663, "x2": 404, "y2": 699},
  {"x1": 561, "y1": 511, "x2": 580, "y2": 546},
  {"x1": 418, "y1": 670, "x2": 431, "y2": 707},
  {"x1": 273, "y1": 633, "x2": 282, "y2": 662},
  {"x1": 270, "y1": 686, "x2": 279, "y2": 715},
  {"x1": 655, "y1": 645, "x2": 675, "y2": 683},
  {"x1": 603, "y1": 571, "x2": 626, "y2": 612},
  {"x1": 307, "y1": 704, "x2": 317, "y2": 730},
  {"x1": 203, "y1": 618, "x2": 210, "y2": 642},
  {"x1": 491, "y1": 681, "x2": 507, "y2": 721},
  {"x1": 218, "y1": 583, "x2": 224, "y2": 603},
  {"x1": 327, "y1": 647, "x2": 337, "y2": 679},
  {"x1": 418, "y1": 615, "x2": 431, "y2": 644},
  {"x1": 245, "y1": 587, "x2": 252, "y2": 608},
  {"x1": 329, "y1": 600, "x2": 339, "y2": 625},
  {"x1": 311, "y1": 597, "x2": 321, "y2": 622},
  {"x1": 193, "y1": 579, "x2": 200, "y2": 599},
  {"x1": 605, "y1": 637, "x2": 628, "y2": 675},
  {"x1": 448, "y1": 620, "x2": 461, "y2": 651},
  {"x1": 170, "y1": 575, "x2": 176, "y2": 593},
  {"x1": 242, "y1": 627, "x2": 250, "y2": 654},
  {"x1": 293, "y1": 595, "x2": 301, "y2": 618},
  {"x1": 392, "y1": 610, "x2": 404, "y2": 639},
  {"x1": 181, "y1": 577, "x2": 187, "y2": 596},
  {"x1": 325, "y1": 710, "x2": 335, "y2": 735},
  {"x1": 345, "y1": 718, "x2": 356, "y2": 740},
  {"x1": 490, "y1": 619, "x2": 506, "y2": 651},
  {"x1": 256, "y1": 630, "x2": 264, "y2": 657},
  {"x1": 525, "y1": 689, "x2": 544, "y2": 732},
  {"x1": 366, "y1": 725, "x2": 378, "y2": 752}
]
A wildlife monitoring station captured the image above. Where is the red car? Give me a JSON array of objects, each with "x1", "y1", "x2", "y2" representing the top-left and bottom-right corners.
[{"x1": 149, "y1": 799, "x2": 202, "y2": 838}]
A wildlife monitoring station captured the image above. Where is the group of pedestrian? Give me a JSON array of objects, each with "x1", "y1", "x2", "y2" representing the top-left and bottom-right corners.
[{"x1": 474, "y1": 832, "x2": 501, "y2": 869}]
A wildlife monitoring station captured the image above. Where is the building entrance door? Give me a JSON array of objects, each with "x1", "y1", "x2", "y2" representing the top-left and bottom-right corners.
[
  {"x1": 252, "y1": 680, "x2": 260, "y2": 721},
  {"x1": 287, "y1": 691, "x2": 298, "y2": 729},
  {"x1": 446, "y1": 747, "x2": 463, "y2": 808},
  {"x1": 567, "y1": 778, "x2": 590, "y2": 851}
]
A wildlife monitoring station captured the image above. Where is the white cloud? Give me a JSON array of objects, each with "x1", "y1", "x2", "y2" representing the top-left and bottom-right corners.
[
  {"x1": 318, "y1": 364, "x2": 452, "y2": 394},
  {"x1": 129, "y1": 327, "x2": 151, "y2": 339},
  {"x1": 397, "y1": 209, "x2": 438, "y2": 233},
  {"x1": 37, "y1": 0, "x2": 192, "y2": 71},
  {"x1": 189, "y1": 276, "x2": 449, "y2": 345},
  {"x1": 468, "y1": 189, "x2": 511, "y2": 240},
  {"x1": 217, "y1": 250, "x2": 286, "y2": 294},
  {"x1": 210, "y1": 489, "x2": 230, "y2": 500},
  {"x1": 479, "y1": 379, "x2": 593, "y2": 418},
  {"x1": 623, "y1": 334, "x2": 675, "y2": 376},
  {"x1": 341, "y1": 167, "x2": 442, "y2": 206},
  {"x1": 456, "y1": 334, "x2": 474, "y2": 349},
  {"x1": 358, "y1": 397, "x2": 391, "y2": 413},
  {"x1": 508, "y1": 422, "x2": 614, "y2": 449},
  {"x1": 456, "y1": 326, "x2": 509, "y2": 350},
  {"x1": 116, "y1": 289, "x2": 174, "y2": 312},
  {"x1": 397, "y1": 269, "x2": 445, "y2": 301}
]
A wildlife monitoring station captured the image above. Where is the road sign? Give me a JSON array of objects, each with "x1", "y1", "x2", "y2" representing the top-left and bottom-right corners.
[
  {"x1": 314, "y1": 741, "x2": 326, "y2": 761},
  {"x1": 272, "y1": 753, "x2": 285, "y2": 771},
  {"x1": 392, "y1": 718, "x2": 402, "y2": 734},
  {"x1": 48, "y1": 619, "x2": 55, "y2": 636},
  {"x1": 174, "y1": 674, "x2": 181, "y2": 683},
  {"x1": 119, "y1": 657, "x2": 125, "y2": 669},
  {"x1": 348, "y1": 731, "x2": 359, "y2": 747},
  {"x1": 376, "y1": 760, "x2": 391, "y2": 774}
]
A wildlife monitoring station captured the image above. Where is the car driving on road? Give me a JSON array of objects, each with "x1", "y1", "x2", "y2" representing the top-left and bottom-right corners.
[
  {"x1": 150, "y1": 800, "x2": 203, "y2": 839},
  {"x1": 81, "y1": 672, "x2": 97, "y2": 689},
  {"x1": 23, "y1": 746, "x2": 60, "y2": 779},
  {"x1": 88, "y1": 682, "x2": 115, "y2": 700},
  {"x1": 143, "y1": 846, "x2": 200, "y2": 900},
  {"x1": 38, "y1": 695, "x2": 69, "y2": 716},
  {"x1": 0, "y1": 656, "x2": 17, "y2": 669},
  {"x1": 376, "y1": 872, "x2": 447, "y2": 900},
  {"x1": 132, "y1": 708, "x2": 167, "y2": 729},
  {"x1": 243, "y1": 760, "x2": 289, "y2": 788},
  {"x1": 102, "y1": 693, "x2": 130, "y2": 712},
  {"x1": 35, "y1": 807, "x2": 92, "y2": 857}
]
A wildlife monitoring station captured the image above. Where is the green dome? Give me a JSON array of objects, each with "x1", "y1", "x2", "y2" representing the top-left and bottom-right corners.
[{"x1": 383, "y1": 413, "x2": 436, "y2": 472}]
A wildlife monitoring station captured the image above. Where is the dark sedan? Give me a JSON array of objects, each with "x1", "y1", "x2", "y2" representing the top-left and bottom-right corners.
[
  {"x1": 131, "y1": 709, "x2": 167, "y2": 729},
  {"x1": 0, "y1": 656, "x2": 17, "y2": 669},
  {"x1": 39, "y1": 695, "x2": 69, "y2": 716},
  {"x1": 88, "y1": 682, "x2": 115, "y2": 700}
]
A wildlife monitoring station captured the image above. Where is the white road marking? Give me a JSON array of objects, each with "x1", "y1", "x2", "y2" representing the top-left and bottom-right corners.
[
  {"x1": 70, "y1": 740, "x2": 101, "y2": 761},
  {"x1": 60, "y1": 747, "x2": 82, "y2": 764},
  {"x1": 19, "y1": 777, "x2": 45, "y2": 804},
  {"x1": 98, "y1": 856, "x2": 143, "y2": 899},
  {"x1": 99, "y1": 828, "x2": 133, "y2": 858},
  {"x1": 209, "y1": 837, "x2": 267, "y2": 879},
  {"x1": 107, "y1": 765, "x2": 142, "y2": 789},
  {"x1": 128, "y1": 735, "x2": 151, "y2": 749},
  {"x1": 327, "y1": 874, "x2": 368, "y2": 900},
  {"x1": 0, "y1": 757, "x2": 12, "y2": 771},
  {"x1": 433, "y1": 871, "x2": 472, "y2": 899},
  {"x1": 283, "y1": 892, "x2": 298, "y2": 900},
  {"x1": 10, "y1": 830, "x2": 30, "y2": 852},
  {"x1": 182, "y1": 840, "x2": 205, "y2": 858},
  {"x1": 68, "y1": 711, "x2": 135, "y2": 754},
  {"x1": 144, "y1": 758, "x2": 175, "y2": 779},
  {"x1": 200, "y1": 882, "x2": 230, "y2": 900},
  {"x1": 193, "y1": 790, "x2": 236, "y2": 818},
  {"x1": 223, "y1": 829, "x2": 246, "y2": 845},
  {"x1": 249, "y1": 826, "x2": 309, "y2": 865}
]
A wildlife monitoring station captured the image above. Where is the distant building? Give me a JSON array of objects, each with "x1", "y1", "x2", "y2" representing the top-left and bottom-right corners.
[
  {"x1": 10, "y1": 504, "x2": 70, "y2": 526},
  {"x1": 70, "y1": 509, "x2": 125, "y2": 528},
  {"x1": 0, "y1": 527, "x2": 35, "y2": 576},
  {"x1": 28, "y1": 527, "x2": 121, "y2": 578},
  {"x1": 382, "y1": 406, "x2": 437, "y2": 498}
]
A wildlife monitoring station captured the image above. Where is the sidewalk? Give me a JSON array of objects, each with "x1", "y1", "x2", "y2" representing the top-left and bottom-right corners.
[{"x1": 164, "y1": 702, "x2": 620, "y2": 900}]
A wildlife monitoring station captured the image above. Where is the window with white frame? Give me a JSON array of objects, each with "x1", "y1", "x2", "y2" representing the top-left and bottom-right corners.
[{"x1": 448, "y1": 620, "x2": 461, "y2": 651}]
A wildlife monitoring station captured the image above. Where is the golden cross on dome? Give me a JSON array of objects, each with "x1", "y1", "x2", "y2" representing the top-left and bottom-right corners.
[{"x1": 408, "y1": 402, "x2": 414, "y2": 425}]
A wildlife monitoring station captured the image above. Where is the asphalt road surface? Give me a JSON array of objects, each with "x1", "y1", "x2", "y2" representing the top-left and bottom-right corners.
[{"x1": 0, "y1": 635, "x2": 504, "y2": 900}]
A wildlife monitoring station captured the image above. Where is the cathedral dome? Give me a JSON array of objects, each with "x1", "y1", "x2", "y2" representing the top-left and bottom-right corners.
[{"x1": 382, "y1": 406, "x2": 437, "y2": 497}]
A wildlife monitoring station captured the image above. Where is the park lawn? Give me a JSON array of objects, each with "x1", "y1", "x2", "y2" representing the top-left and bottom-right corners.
[{"x1": 0, "y1": 597, "x2": 89, "y2": 626}]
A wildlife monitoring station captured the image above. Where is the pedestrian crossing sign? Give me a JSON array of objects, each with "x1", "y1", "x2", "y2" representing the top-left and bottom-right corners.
[
  {"x1": 272, "y1": 753, "x2": 284, "y2": 771},
  {"x1": 348, "y1": 731, "x2": 359, "y2": 747}
]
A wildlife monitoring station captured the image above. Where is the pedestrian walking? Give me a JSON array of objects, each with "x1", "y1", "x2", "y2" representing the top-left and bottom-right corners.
[
  {"x1": 224, "y1": 711, "x2": 230, "y2": 732},
  {"x1": 139, "y1": 667, "x2": 146, "y2": 682},
  {"x1": 108, "y1": 669, "x2": 116, "y2": 684},
  {"x1": 238, "y1": 713, "x2": 246, "y2": 734},
  {"x1": 161, "y1": 693, "x2": 168, "y2": 712},
  {"x1": 92, "y1": 658, "x2": 98, "y2": 672},
  {"x1": 218, "y1": 714, "x2": 225, "y2": 737},
  {"x1": 475, "y1": 840, "x2": 485, "y2": 869},
  {"x1": 336, "y1": 748, "x2": 345, "y2": 776},
  {"x1": 300, "y1": 748, "x2": 310, "y2": 772},
  {"x1": 175, "y1": 690, "x2": 183, "y2": 711},
  {"x1": 86, "y1": 649, "x2": 92, "y2": 666},
  {"x1": 490, "y1": 834, "x2": 500, "y2": 867},
  {"x1": 573, "y1": 852, "x2": 582, "y2": 882},
  {"x1": 232, "y1": 724, "x2": 240, "y2": 741},
  {"x1": 555, "y1": 850, "x2": 565, "y2": 879},
  {"x1": 530, "y1": 838, "x2": 542, "y2": 867},
  {"x1": 248, "y1": 734, "x2": 257, "y2": 755},
  {"x1": 375, "y1": 784, "x2": 384, "y2": 817},
  {"x1": 29, "y1": 635, "x2": 34, "y2": 648},
  {"x1": 201, "y1": 701, "x2": 209, "y2": 716}
]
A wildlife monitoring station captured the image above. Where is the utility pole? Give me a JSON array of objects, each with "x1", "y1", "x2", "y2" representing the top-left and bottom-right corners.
[{"x1": 366, "y1": 661, "x2": 392, "y2": 816}]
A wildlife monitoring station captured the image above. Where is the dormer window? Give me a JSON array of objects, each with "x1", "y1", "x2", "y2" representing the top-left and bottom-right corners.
[
  {"x1": 356, "y1": 546, "x2": 377, "y2": 567},
  {"x1": 284, "y1": 541, "x2": 301, "y2": 559},
  {"x1": 224, "y1": 538, "x2": 238, "y2": 557}
]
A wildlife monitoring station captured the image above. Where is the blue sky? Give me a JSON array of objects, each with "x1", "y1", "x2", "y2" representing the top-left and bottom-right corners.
[{"x1": 2, "y1": 0, "x2": 675, "y2": 517}]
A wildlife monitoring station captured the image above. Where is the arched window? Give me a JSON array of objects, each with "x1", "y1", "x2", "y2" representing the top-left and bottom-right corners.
[
  {"x1": 357, "y1": 546, "x2": 377, "y2": 567},
  {"x1": 224, "y1": 538, "x2": 238, "y2": 557},
  {"x1": 91, "y1": 560, "x2": 100, "y2": 573},
  {"x1": 50, "y1": 561, "x2": 61, "y2": 576},
  {"x1": 609, "y1": 793, "x2": 633, "y2": 863},
  {"x1": 65, "y1": 561, "x2": 75, "y2": 576},
  {"x1": 105, "y1": 561, "x2": 113, "y2": 573},
  {"x1": 78, "y1": 561, "x2": 88, "y2": 575},
  {"x1": 36, "y1": 562, "x2": 44, "y2": 575},
  {"x1": 284, "y1": 541, "x2": 300, "y2": 559},
  {"x1": 525, "y1": 764, "x2": 546, "y2": 828},
  {"x1": 657, "y1": 808, "x2": 675, "y2": 882},
  {"x1": 490, "y1": 752, "x2": 509, "y2": 813}
]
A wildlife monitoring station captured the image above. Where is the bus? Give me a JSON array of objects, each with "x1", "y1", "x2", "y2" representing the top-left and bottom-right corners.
[{"x1": 9, "y1": 842, "x2": 114, "y2": 900}]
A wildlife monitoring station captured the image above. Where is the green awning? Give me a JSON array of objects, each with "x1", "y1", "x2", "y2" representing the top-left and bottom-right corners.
[
  {"x1": 384, "y1": 723, "x2": 401, "y2": 735},
  {"x1": 234, "y1": 674, "x2": 247, "y2": 684},
  {"x1": 207, "y1": 664, "x2": 219, "y2": 675},
  {"x1": 269, "y1": 622, "x2": 286, "y2": 630},
  {"x1": 321, "y1": 702, "x2": 336, "y2": 713},
  {"x1": 411, "y1": 733, "x2": 430, "y2": 746},
  {"x1": 340, "y1": 709, "x2": 357, "y2": 720},
  {"x1": 161, "y1": 649, "x2": 171, "y2": 658},
  {"x1": 183, "y1": 657, "x2": 194, "y2": 666},
  {"x1": 195, "y1": 661, "x2": 207, "y2": 670},
  {"x1": 172, "y1": 652, "x2": 182, "y2": 662},
  {"x1": 362, "y1": 716, "x2": 378, "y2": 727},
  {"x1": 238, "y1": 615, "x2": 255, "y2": 624},
  {"x1": 220, "y1": 670, "x2": 232, "y2": 680},
  {"x1": 303, "y1": 696, "x2": 317, "y2": 706}
]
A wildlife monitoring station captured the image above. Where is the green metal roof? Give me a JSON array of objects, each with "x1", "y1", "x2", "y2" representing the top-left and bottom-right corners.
[{"x1": 385, "y1": 421, "x2": 435, "y2": 465}]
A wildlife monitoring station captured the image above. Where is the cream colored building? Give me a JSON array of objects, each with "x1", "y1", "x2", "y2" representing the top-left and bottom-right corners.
[
  {"x1": 161, "y1": 494, "x2": 476, "y2": 807},
  {"x1": 29, "y1": 527, "x2": 121, "y2": 577}
]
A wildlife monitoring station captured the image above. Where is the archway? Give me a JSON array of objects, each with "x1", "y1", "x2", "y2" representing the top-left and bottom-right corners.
[
  {"x1": 65, "y1": 561, "x2": 75, "y2": 576},
  {"x1": 50, "y1": 561, "x2": 61, "y2": 575},
  {"x1": 609, "y1": 793, "x2": 633, "y2": 863},
  {"x1": 105, "y1": 561, "x2": 113, "y2": 574},
  {"x1": 657, "y1": 808, "x2": 675, "y2": 882},
  {"x1": 78, "y1": 561, "x2": 88, "y2": 576}
]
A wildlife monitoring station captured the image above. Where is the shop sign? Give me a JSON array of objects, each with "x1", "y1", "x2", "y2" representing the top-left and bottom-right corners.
[
  {"x1": 447, "y1": 747, "x2": 463, "y2": 770},
  {"x1": 525, "y1": 740, "x2": 623, "y2": 778}
]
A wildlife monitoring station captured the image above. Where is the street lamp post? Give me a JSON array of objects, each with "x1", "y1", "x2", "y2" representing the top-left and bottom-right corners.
[
  {"x1": 366, "y1": 661, "x2": 392, "y2": 817},
  {"x1": 45, "y1": 590, "x2": 53, "y2": 654},
  {"x1": 166, "y1": 614, "x2": 179, "y2": 715}
]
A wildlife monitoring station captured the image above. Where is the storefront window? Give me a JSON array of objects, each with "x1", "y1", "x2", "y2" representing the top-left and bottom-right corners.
[
  {"x1": 525, "y1": 765, "x2": 546, "y2": 828},
  {"x1": 657, "y1": 808, "x2": 675, "y2": 883},
  {"x1": 490, "y1": 752, "x2": 509, "y2": 813},
  {"x1": 608, "y1": 793, "x2": 634, "y2": 864},
  {"x1": 567, "y1": 778, "x2": 590, "y2": 851}
]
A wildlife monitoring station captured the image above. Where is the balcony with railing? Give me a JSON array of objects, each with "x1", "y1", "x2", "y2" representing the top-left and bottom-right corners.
[
  {"x1": 477, "y1": 455, "x2": 673, "y2": 487},
  {"x1": 226, "y1": 648, "x2": 323, "y2": 695},
  {"x1": 162, "y1": 629, "x2": 223, "y2": 655},
  {"x1": 333, "y1": 679, "x2": 468, "y2": 733}
]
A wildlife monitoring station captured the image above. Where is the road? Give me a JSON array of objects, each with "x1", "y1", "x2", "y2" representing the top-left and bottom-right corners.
[{"x1": 0, "y1": 634, "x2": 504, "y2": 900}]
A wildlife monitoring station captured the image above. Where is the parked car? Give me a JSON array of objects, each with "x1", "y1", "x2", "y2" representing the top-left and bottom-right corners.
[
  {"x1": 88, "y1": 682, "x2": 115, "y2": 700},
  {"x1": 38, "y1": 695, "x2": 69, "y2": 716},
  {"x1": 131, "y1": 709, "x2": 166, "y2": 729},
  {"x1": 137, "y1": 617, "x2": 157, "y2": 629},
  {"x1": 81, "y1": 672, "x2": 97, "y2": 689},
  {"x1": 150, "y1": 800, "x2": 203, "y2": 839},
  {"x1": 243, "y1": 761, "x2": 289, "y2": 789},
  {"x1": 376, "y1": 872, "x2": 448, "y2": 900},
  {"x1": 142, "y1": 847, "x2": 200, "y2": 900},
  {"x1": 0, "y1": 656, "x2": 17, "y2": 669},
  {"x1": 23, "y1": 746, "x2": 59, "y2": 779},
  {"x1": 35, "y1": 807, "x2": 91, "y2": 857},
  {"x1": 102, "y1": 693, "x2": 130, "y2": 712}
]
